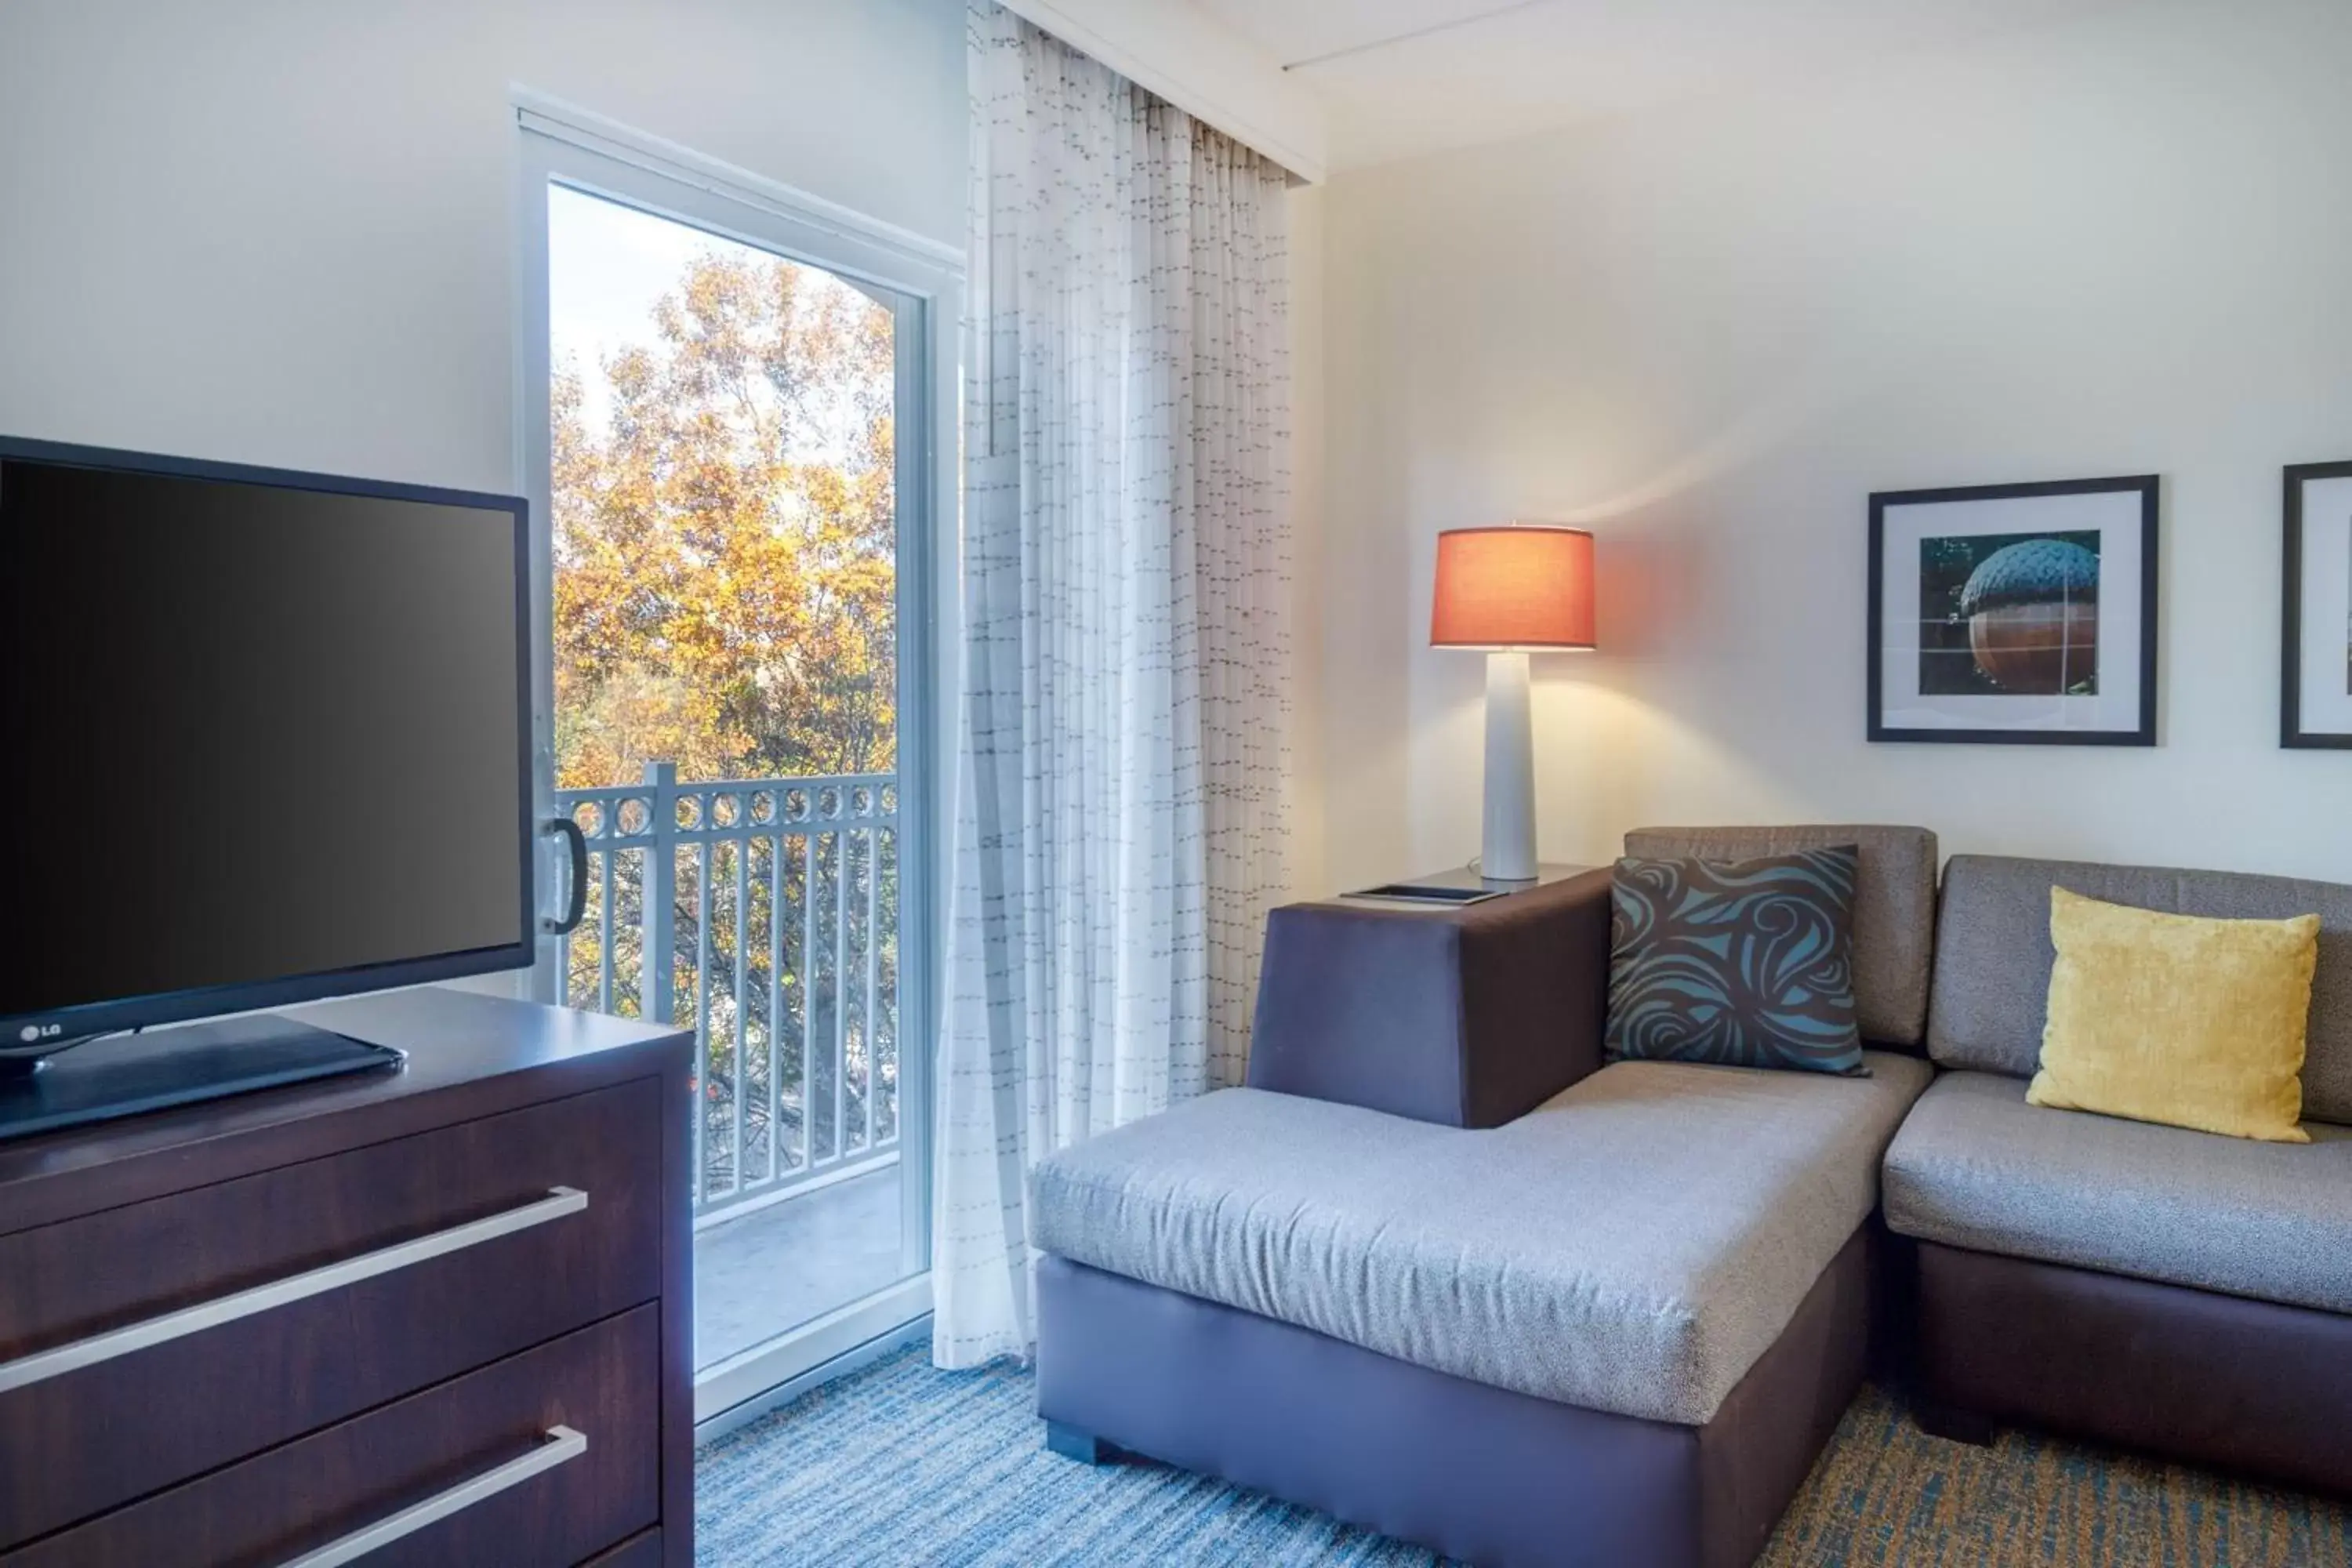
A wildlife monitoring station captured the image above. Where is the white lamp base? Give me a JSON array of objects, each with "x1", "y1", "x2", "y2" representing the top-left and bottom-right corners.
[{"x1": 1481, "y1": 650, "x2": 1538, "y2": 882}]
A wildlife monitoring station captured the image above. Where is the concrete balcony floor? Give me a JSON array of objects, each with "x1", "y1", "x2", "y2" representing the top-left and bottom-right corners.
[{"x1": 695, "y1": 1161, "x2": 908, "y2": 1371}]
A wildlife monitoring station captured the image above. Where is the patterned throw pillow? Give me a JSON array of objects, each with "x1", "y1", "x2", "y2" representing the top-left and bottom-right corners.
[{"x1": 1606, "y1": 847, "x2": 1868, "y2": 1076}]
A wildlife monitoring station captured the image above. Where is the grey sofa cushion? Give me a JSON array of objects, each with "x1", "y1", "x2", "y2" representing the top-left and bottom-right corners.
[
  {"x1": 1623, "y1": 826, "x2": 1937, "y2": 1050},
  {"x1": 1031, "y1": 1052, "x2": 1933, "y2": 1428},
  {"x1": 1929, "y1": 855, "x2": 2352, "y2": 1125},
  {"x1": 1885, "y1": 1071, "x2": 2352, "y2": 1315}
]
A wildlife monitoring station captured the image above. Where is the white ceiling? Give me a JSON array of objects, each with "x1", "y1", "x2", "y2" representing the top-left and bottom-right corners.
[{"x1": 1191, "y1": 0, "x2": 2139, "y2": 172}]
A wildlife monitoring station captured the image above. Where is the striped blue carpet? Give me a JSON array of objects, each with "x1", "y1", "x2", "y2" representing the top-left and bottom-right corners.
[
  {"x1": 695, "y1": 1348, "x2": 1437, "y2": 1566},
  {"x1": 694, "y1": 1345, "x2": 2352, "y2": 1566}
]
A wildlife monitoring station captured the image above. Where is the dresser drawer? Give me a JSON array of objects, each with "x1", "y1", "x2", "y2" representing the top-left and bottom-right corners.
[
  {"x1": 1, "y1": 1304, "x2": 660, "y2": 1568},
  {"x1": 581, "y1": 1528, "x2": 664, "y2": 1568},
  {"x1": 0, "y1": 1078, "x2": 664, "y2": 1548}
]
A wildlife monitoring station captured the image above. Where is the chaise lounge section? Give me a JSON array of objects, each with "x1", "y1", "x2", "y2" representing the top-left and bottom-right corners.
[{"x1": 1032, "y1": 826, "x2": 1942, "y2": 1568}]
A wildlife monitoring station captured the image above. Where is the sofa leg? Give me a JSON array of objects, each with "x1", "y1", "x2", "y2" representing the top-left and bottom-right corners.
[
  {"x1": 1912, "y1": 1398, "x2": 1997, "y2": 1447},
  {"x1": 1045, "y1": 1421, "x2": 1112, "y2": 1465}
]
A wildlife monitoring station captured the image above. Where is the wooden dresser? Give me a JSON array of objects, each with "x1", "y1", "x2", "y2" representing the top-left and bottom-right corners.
[{"x1": 0, "y1": 989, "x2": 692, "y2": 1568}]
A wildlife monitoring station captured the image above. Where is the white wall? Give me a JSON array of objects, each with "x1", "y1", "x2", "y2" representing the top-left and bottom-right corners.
[
  {"x1": 0, "y1": 0, "x2": 964, "y2": 493},
  {"x1": 1316, "y1": 0, "x2": 2352, "y2": 891},
  {"x1": 0, "y1": 1, "x2": 962, "y2": 1000}
]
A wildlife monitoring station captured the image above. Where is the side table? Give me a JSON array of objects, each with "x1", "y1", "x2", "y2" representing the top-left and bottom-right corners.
[{"x1": 1246, "y1": 862, "x2": 1612, "y2": 1129}]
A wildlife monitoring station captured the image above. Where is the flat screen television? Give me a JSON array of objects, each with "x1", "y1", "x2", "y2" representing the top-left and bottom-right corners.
[{"x1": 0, "y1": 436, "x2": 533, "y2": 1084}]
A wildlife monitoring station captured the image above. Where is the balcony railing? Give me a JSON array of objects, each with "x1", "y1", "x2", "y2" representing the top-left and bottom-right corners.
[{"x1": 554, "y1": 763, "x2": 900, "y2": 1219}]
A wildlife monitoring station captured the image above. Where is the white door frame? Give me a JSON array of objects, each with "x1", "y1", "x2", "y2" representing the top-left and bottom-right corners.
[{"x1": 511, "y1": 90, "x2": 961, "y2": 1414}]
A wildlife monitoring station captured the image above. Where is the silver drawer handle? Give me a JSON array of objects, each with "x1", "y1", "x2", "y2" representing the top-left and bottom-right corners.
[
  {"x1": 0, "y1": 1186, "x2": 588, "y2": 1395},
  {"x1": 277, "y1": 1425, "x2": 589, "y2": 1568}
]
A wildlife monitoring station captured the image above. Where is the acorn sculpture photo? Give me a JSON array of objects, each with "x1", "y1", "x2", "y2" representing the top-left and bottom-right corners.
[{"x1": 1957, "y1": 537, "x2": 2099, "y2": 695}]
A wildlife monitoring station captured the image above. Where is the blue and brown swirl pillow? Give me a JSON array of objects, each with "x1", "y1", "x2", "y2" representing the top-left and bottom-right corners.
[{"x1": 1605, "y1": 845, "x2": 1868, "y2": 1076}]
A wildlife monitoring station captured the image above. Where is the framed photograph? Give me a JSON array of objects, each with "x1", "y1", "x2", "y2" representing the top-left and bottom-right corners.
[
  {"x1": 1868, "y1": 476, "x2": 2158, "y2": 745},
  {"x1": 2283, "y1": 460, "x2": 2352, "y2": 749}
]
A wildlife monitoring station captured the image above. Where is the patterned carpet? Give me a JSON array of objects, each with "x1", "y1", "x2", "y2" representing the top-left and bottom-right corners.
[{"x1": 695, "y1": 1346, "x2": 2352, "y2": 1566}]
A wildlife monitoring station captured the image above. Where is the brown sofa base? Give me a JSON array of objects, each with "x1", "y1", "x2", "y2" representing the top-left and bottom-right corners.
[
  {"x1": 1914, "y1": 1240, "x2": 2352, "y2": 1495},
  {"x1": 1036, "y1": 1227, "x2": 1873, "y2": 1568}
]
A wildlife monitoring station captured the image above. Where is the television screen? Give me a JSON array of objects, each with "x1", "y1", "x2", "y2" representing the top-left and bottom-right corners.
[{"x1": 0, "y1": 444, "x2": 530, "y2": 1039}]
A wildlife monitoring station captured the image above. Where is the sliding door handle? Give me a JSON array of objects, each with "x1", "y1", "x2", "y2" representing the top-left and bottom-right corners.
[{"x1": 543, "y1": 815, "x2": 590, "y2": 935}]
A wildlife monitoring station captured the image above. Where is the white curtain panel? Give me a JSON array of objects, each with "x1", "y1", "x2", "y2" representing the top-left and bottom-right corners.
[{"x1": 933, "y1": 0, "x2": 1294, "y2": 1368}]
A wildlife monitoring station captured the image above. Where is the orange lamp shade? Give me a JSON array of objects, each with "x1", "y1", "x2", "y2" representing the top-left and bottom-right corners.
[{"x1": 1429, "y1": 525, "x2": 1597, "y2": 649}]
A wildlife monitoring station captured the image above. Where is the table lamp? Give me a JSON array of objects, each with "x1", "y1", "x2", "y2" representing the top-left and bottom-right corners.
[{"x1": 1429, "y1": 524, "x2": 1597, "y2": 882}]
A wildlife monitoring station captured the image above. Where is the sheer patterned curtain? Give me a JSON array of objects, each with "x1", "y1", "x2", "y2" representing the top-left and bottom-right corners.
[{"x1": 932, "y1": 0, "x2": 1294, "y2": 1368}]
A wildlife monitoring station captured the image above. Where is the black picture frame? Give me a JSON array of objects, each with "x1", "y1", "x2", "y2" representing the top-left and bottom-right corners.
[
  {"x1": 1867, "y1": 474, "x2": 2160, "y2": 746},
  {"x1": 2282, "y1": 459, "x2": 2352, "y2": 750}
]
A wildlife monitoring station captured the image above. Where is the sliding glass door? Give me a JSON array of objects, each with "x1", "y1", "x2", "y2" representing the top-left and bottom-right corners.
[{"x1": 517, "y1": 111, "x2": 952, "y2": 1422}]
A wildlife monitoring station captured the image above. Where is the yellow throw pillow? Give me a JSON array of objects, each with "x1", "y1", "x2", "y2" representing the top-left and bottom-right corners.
[{"x1": 2027, "y1": 886, "x2": 2320, "y2": 1143}]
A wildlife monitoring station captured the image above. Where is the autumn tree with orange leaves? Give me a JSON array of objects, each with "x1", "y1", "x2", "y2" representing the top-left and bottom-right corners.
[{"x1": 551, "y1": 250, "x2": 897, "y2": 789}]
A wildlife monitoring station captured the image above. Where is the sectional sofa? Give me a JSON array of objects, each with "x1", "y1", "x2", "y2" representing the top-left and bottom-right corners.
[{"x1": 1029, "y1": 828, "x2": 2352, "y2": 1566}]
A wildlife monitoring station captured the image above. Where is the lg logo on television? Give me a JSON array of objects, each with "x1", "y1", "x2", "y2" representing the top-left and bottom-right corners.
[{"x1": 17, "y1": 1025, "x2": 60, "y2": 1044}]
